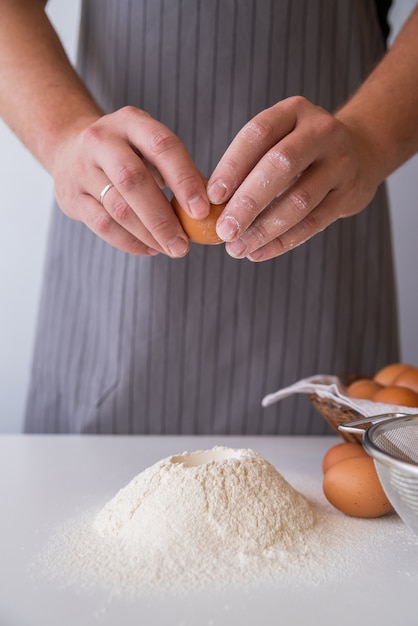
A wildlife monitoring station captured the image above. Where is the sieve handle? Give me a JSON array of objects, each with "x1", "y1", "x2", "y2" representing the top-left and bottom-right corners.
[{"x1": 339, "y1": 413, "x2": 410, "y2": 435}]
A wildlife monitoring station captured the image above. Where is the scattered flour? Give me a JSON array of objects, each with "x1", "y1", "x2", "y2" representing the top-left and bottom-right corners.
[{"x1": 32, "y1": 446, "x2": 416, "y2": 598}]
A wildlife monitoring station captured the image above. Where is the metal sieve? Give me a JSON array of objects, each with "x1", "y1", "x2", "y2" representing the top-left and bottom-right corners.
[{"x1": 339, "y1": 413, "x2": 418, "y2": 537}]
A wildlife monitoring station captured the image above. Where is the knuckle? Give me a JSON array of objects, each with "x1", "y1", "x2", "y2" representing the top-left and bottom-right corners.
[
  {"x1": 221, "y1": 156, "x2": 241, "y2": 176},
  {"x1": 283, "y1": 214, "x2": 319, "y2": 250},
  {"x1": 110, "y1": 198, "x2": 131, "y2": 223},
  {"x1": 238, "y1": 193, "x2": 259, "y2": 217},
  {"x1": 291, "y1": 95, "x2": 308, "y2": 107},
  {"x1": 316, "y1": 113, "x2": 341, "y2": 141},
  {"x1": 148, "y1": 214, "x2": 173, "y2": 238},
  {"x1": 80, "y1": 123, "x2": 104, "y2": 149},
  {"x1": 271, "y1": 236, "x2": 287, "y2": 255},
  {"x1": 278, "y1": 229, "x2": 303, "y2": 252},
  {"x1": 240, "y1": 117, "x2": 272, "y2": 143},
  {"x1": 94, "y1": 212, "x2": 113, "y2": 236},
  {"x1": 248, "y1": 220, "x2": 270, "y2": 246},
  {"x1": 299, "y1": 213, "x2": 318, "y2": 235},
  {"x1": 114, "y1": 163, "x2": 147, "y2": 192},
  {"x1": 149, "y1": 128, "x2": 178, "y2": 156},
  {"x1": 267, "y1": 145, "x2": 298, "y2": 174},
  {"x1": 283, "y1": 95, "x2": 309, "y2": 113},
  {"x1": 250, "y1": 236, "x2": 286, "y2": 262},
  {"x1": 173, "y1": 171, "x2": 198, "y2": 191},
  {"x1": 119, "y1": 104, "x2": 138, "y2": 118},
  {"x1": 307, "y1": 204, "x2": 335, "y2": 231},
  {"x1": 116, "y1": 105, "x2": 147, "y2": 124},
  {"x1": 288, "y1": 187, "x2": 312, "y2": 217}
]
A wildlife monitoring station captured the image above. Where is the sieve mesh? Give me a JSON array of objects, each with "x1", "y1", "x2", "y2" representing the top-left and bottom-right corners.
[
  {"x1": 372, "y1": 422, "x2": 418, "y2": 464},
  {"x1": 365, "y1": 417, "x2": 418, "y2": 536}
]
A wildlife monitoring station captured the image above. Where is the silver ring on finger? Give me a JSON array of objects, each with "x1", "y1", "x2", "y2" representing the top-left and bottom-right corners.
[{"x1": 99, "y1": 183, "x2": 114, "y2": 205}]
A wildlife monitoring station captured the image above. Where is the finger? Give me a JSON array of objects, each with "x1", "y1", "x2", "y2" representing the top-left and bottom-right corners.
[
  {"x1": 142, "y1": 158, "x2": 166, "y2": 189},
  {"x1": 246, "y1": 192, "x2": 342, "y2": 262},
  {"x1": 98, "y1": 143, "x2": 190, "y2": 258},
  {"x1": 215, "y1": 137, "x2": 320, "y2": 243},
  {"x1": 119, "y1": 107, "x2": 210, "y2": 219},
  {"x1": 225, "y1": 161, "x2": 334, "y2": 258},
  {"x1": 96, "y1": 180, "x2": 164, "y2": 253},
  {"x1": 207, "y1": 97, "x2": 321, "y2": 207},
  {"x1": 212, "y1": 104, "x2": 334, "y2": 243},
  {"x1": 81, "y1": 193, "x2": 161, "y2": 256}
]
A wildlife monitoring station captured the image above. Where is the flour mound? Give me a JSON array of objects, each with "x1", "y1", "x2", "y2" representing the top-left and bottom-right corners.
[
  {"x1": 33, "y1": 446, "x2": 415, "y2": 597},
  {"x1": 95, "y1": 446, "x2": 314, "y2": 555},
  {"x1": 35, "y1": 447, "x2": 318, "y2": 596}
]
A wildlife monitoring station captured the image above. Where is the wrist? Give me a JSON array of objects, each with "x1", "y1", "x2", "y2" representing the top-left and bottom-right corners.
[
  {"x1": 334, "y1": 107, "x2": 389, "y2": 190},
  {"x1": 40, "y1": 107, "x2": 103, "y2": 175}
]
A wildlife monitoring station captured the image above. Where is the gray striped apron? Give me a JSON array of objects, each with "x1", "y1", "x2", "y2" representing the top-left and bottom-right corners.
[{"x1": 24, "y1": 0, "x2": 399, "y2": 434}]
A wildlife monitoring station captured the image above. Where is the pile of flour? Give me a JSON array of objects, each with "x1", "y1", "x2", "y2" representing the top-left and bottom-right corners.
[
  {"x1": 95, "y1": 446, "x2": 315, "y2": 555},
  {"x1": 35, "y1": 446, "x2": 321, "y2": 595},
  {"x1": 34, "y1": 445, "x2": 412, "y2": 597}
]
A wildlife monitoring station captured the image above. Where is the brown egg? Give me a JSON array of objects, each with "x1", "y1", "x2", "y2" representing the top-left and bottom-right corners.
[
  {"x1": 373, "y1": 362, "x2": 413, "y2": 386},
  {"x1": 392, "y1": 367, "x2": 418, "y2": 394},
  {"x1": 323, "y1": 456, "x2": 393, "y2": 518},
  {"x1": 322, "y1": 442, "x2": 368, "y2": 474},
  {"x1": 372, "y1": 385, "x2": 418, "y2": 407},
  {"x1": 171, "y1": 195, "x2": 226, "y2": 245},
  {"x1": 346, "y1": 378, "x2": 383, "y2": 400}
]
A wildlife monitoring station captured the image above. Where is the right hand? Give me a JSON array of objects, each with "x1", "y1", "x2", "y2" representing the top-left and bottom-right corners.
[{"x1": 51, "y1": 106, "x2": 210, "y2": 257}]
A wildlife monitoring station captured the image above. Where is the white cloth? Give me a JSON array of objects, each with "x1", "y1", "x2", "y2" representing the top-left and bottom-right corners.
[{"x1": 262, "y1": 375, "x2": 418, "y2": 419}]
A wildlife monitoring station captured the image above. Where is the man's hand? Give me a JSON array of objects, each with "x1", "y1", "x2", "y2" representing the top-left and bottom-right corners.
[
  {"x1": 52, "y1": 106, "x2": 209, "y2": 257},
  {"x1": 207, "y1": 96, "x2": 380, "y2": 262}
]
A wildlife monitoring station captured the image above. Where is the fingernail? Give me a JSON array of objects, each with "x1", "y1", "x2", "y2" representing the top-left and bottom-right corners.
[
  {"x1": 207, "y1": 179, "x2": 228, "y2": 204},
  {"x1": 216, "y1": 215, "x2": 240, "y2": 241},
  {"x1": 167, "y1": 236, "x2": 189, "y2": 257},
  {"x1": 187, "y1": 194, "x2": 209, "y2": 218},
  {"x1": 146, "y1": 247, "x2": 160, "y2": 256},
  {"x1": 226, "y1": 238, "x2": 247, "y2": 258}
]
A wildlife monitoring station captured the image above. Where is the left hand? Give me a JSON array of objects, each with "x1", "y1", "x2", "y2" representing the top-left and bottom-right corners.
[{"x1": 207, "y1": 96, "x2": 381, "y2": 261}]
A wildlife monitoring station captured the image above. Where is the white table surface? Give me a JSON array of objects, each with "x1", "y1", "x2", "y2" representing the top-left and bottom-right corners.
[{"x1": 1, "y1": 434, "x2": 417, "y2": 626}]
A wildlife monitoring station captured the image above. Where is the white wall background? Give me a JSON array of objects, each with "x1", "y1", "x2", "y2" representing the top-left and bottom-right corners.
[
  {"x1": 0, "y1": 1, "x2": 81, "y2": 434},
  {"x1": 1, "y1": 1, "x2": 417, "y2": 433}
]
